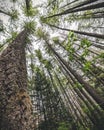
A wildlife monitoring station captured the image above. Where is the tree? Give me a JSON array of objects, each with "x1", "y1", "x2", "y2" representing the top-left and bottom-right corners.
[
  {"x1": 0, "y1": 29, "x2": 35, "y2": 130},
  {"x1": 0, "y1": 0, "x2": 104, "y2": 130}
]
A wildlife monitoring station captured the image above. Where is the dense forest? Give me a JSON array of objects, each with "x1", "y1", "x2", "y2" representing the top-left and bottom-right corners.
[{"x1": 0, "y1": 0, "x2": 104, "y2": 130}]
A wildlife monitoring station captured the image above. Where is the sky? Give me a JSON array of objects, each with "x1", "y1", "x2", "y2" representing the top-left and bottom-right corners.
[{"x1": 0, "y1": 0, "x2": 50, "y2": 53}]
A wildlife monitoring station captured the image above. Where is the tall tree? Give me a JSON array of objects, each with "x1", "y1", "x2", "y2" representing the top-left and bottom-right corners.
[
  {"x1": 0, "y1": 0, "x2": 104, "y2": 129},
  {"x1": 0, "y1": 29, "x2": 35, "y2": 130}
]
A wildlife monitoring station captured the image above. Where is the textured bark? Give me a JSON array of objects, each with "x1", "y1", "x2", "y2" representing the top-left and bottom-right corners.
[{"x1": 0, "y1": 30, "x2": 35, "y2": 130}]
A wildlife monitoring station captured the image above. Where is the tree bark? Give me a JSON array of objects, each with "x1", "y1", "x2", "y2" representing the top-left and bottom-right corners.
[{"x1": 0, "y1": 30, "x2": 35, "y2": 130}]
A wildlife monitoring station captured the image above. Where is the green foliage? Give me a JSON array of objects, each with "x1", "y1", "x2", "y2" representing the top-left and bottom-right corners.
[
  {"x1": 82, "y1": 106, "x2": 90, "y2": 114},
  {"x1": 24, "y1": 21, "x2": 36, "y2": 33},
  {"x1": 10, "y1": 9, "x2": 19, "y2": 20},
  {"x1": 6, "y1": 31, "x2": 18, "y2": 43},
  {"x1": 98, "y1": 73, "x2": 104, "y2": 80},
  {"x1": 83, "y1": 10, "x2": 93, "y2": 17},
  {"x1": 83, "y1": 61, "x2": 92, "y2": 72},
  {"x1": 42, "y1": 59, "x2": 52, "y2": 70},
  {"x1": 41, "y1": 8, "x2": 59, "y2": 25},
  {"x1": 81, "y1": 48, "x2": 89, "y2": 58},
  {"x1": 0, "y1": 20, "x2": 4, "y2": 32},
  {"x1": 34, "y1": 68, "x2": 50, "y2": 91},
  {"x1": 81, "y1": 38, "x2": 91, "y2": 48},
  {"x1": 35, "y1": 49, "x2": 52, "y2": 70},
  {"x1": 51, "y1": 6, "x2": 58, "y2": 15},
  {"x1": 77, "y1": 123, "x2": 90, "y2": 130},
  {"x1": 40, "y1": 16, "x2": 47, "y2": 24},
  {"x1": 46, "y1": 16, "x2": 59, "y2": 25},
  {"x1": 61, "y1": 32, "x2": 77, "y2": 61},
  {"x1": 95, "y1": 52, "x2": 104, "y2": 59},
  {"x1": 66, "y1": 32, "x2": 76, "y2": 51},
  {"x1": 11, "y1": 31, "x2": 18, "y2": 38},
  {"x1": 36, "y1": 27, "x2": 47, "y2": 39},
  {"x1": 30, "y1": 63, "x2": 35, "y2": 71},
  {"x1": 68, "y1": 31, "x2": 77, "y2": 42},
  {"x1": 0, "y1": 43, "x2": 5, "y2": 52},
  {"x1": 58, "y1": 122, "x2": 69, "y2": 130},
  {"x1": 68, "y1": 31, "x2": 74, "y2": 40},
  {"x1": 35, "y1": 49, "x2": 43, "y2": 61},
  {"x1": 92, "y1": 52, "x2": 104, "y2": 65},
  {"x1": 68, "y1": 49, "x2": 75, "y2": 61},
  {"x1": 52, "y1": 36, "x2": 59, "y2": 44},
  {"x1": 1, "y1": 1, "x2": 104, "y2": 130},
  {"x1": 74, "y1": 83, "x2": 83, "y2": 90},
  {"x1": 23, "y1": 4, "x2": 39, "y2": 17},
  {"x1": 98, "y1": 52, "x2": 104, "y2": 58}
]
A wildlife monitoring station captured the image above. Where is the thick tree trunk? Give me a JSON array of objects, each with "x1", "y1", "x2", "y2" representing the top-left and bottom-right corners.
[{"x1": 0, "y1": 30, "x2": 35, "y2": 130}]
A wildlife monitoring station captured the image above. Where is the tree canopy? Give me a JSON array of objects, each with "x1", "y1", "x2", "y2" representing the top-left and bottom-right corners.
[{"x1": 0, "y1": 0, "x2": 104, "y2": 130}]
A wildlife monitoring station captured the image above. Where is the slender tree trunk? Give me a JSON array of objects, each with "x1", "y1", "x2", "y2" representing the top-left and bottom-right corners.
[
  {"x1": 25, "y1": 0, "x2": 30, "y2": 11},
  {"x1": 60, "y1": 0, "x2": 79, "y2": 9},
  {"x1": 47, "y1": 1, "x2": 104, "y2": 18},
  {"x1": 0, "y1": 30, "x2": 35, "y2": 130},
  {"x1": 45, "y1": 40, "x2": 104, "y2": 109},
  {"x1": 0, "y1": 9, "x2": 10, "y2": 16},
  {"x1": 48, "y1": 24, "x2": 104, "y2": 39},
  {"x1": 61, "y1": 0, "x2": 98, "y2": 13}
]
